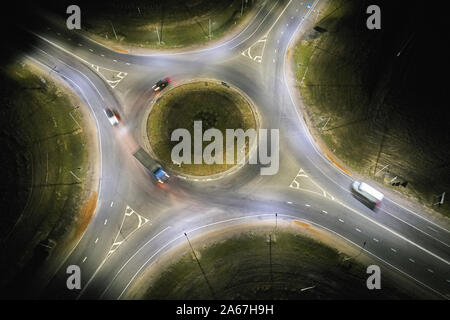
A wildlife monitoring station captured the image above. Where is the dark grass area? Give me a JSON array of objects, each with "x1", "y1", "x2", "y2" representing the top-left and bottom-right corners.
[
  {"x1": 36, "y1": 0, "x2": 258, "y2": 49},
  {"x1": 294, "y1": 0, "x2": 450, "y2": 216},
  {"x1": 147, "y1": 81, "x2": 256, "y2": 176},
  {"x1": 140, "y1": 230, "x2": 414, "y2": 299},
  {"x1": 0, "y1": 62, "x2": 89, "y2": 297}
]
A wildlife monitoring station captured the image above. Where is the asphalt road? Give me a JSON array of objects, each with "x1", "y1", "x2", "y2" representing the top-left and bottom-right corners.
[{"x1": 19, "y1": 0, "x2": 450, "y2": 299}]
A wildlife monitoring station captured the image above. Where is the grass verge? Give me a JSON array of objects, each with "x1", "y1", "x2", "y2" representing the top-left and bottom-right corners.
[
  {"x1": 129, "y1": 224, "x2": 417, "y2": 299},
  {"x1": 45, "y1": 0, "x2": 258, "y2": 50},
  {"x1": 293, "y1": 0, "x2": 450, "y2": 217},
  {"x1": 0, "y1": 60, "x2": 96, "y2": 296}
]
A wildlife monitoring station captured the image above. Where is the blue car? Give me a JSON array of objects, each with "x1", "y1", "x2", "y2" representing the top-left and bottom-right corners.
[{"x1": 152, "y1": 167, "x2": 170, "y2": 184}]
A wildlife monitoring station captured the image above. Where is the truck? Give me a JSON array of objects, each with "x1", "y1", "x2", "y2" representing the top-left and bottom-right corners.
[
  {"x1": 133, "y1": 147, "x2": 170, "y2": 184},
  {"x1": 351, "y1": 181, "x2": 384, "y2": 209}
]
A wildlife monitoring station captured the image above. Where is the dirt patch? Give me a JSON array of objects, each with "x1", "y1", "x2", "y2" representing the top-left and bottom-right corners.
[{"x1": 72, "y1": 191, "x2": 97, "y2": 242}]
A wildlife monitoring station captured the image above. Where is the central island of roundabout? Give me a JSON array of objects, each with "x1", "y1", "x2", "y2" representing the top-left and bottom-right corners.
[{"x1": 145, "y1": 80, "x2": 259, "y2": 178}]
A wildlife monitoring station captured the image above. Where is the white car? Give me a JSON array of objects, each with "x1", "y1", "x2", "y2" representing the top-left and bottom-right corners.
[
  {"x1": 352, "y1": 181, "x2": 384, "y2": 207},
  {"x1": 104, "y1": 107, "x2": 119, "y2": 126}
]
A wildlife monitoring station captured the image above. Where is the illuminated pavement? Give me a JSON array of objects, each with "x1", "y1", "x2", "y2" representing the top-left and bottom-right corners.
[{"x1": 22, "y1": 0, "x2": 450, "y2": 299}]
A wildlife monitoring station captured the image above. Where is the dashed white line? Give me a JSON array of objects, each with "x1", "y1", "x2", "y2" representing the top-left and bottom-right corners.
[
  {"x1": 409, "y1": 258, "x2": 415, "y2": 263},
  {"x1": 101, "y1": 54, "x2": 105, "y2": 57},
  {"x1": 427, "y1": 268, "x2": 434, "y2": 273},
  {"x1": 95, "y1": 238, "x2": 99, "y2": 244},
  {"x1": 287, "y1": 201, "x2": 293, "y2": 204},
  {"x1": 82, "y1": 257, "x2": 87, "y2": 263},
  {"x1": 321, "y1": 210, "x2": 328, "y2": 214},
  {"x1": 338, "y1": 219, "x2": 344, "y2": 223},
  {"x1": 355, "y1": 228, "x2": 361, "y2": 233},
  {"x1": 305, "y1": 204, "x2": 311, "y2": 207},
  {"x1": 391, "y1": 248, "x2": 397, "y2": 253},
  {"x1": 110, "y1": 201, "x2": 114, "y2": 207},
  {"x1": 126, "y1": 62, "x2": 130, "y2": 65},
  {"x1": 89, "y1": 49, "x2": 94, "y2": 52},
  {"x1": 78, "y1": 43, "x2": 82, "y2": 46},
  {"x1": 373, "y1": 238, "x2": 379, "y2": 242},
  {"x1": 113, "y1": 59, "x2": 118, "y2": 62},
  {"x1": 427, "y1": 226, "x2": 438, "y2": 233},
  {"x1": 104, "y1": 219, "x2": 108, "y2": 225}
]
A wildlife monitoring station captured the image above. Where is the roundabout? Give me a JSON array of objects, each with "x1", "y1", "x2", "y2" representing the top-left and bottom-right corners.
[
  {"x1": 15, "y1": 0, "x2": 449, "y2": 301},
  {"x1": 146, "y1": 80, "x2": 258, "y2": 177}
]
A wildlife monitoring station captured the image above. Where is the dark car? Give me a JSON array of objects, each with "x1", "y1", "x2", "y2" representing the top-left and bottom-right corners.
[{"x1": 152, "y1": 77, "x2": 170, "y2": 92}]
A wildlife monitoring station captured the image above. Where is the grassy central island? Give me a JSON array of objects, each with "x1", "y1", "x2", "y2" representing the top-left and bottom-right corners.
[{"x1": 147, "y1": 81, "x2": 257, "y2": 176}]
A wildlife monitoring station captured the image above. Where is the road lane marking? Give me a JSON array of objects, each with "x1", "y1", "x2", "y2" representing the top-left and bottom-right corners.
[
  {"x1": 82, "y1": 257, "x2": 87, "y2": 263},
  {"x1": 31, "y1": 43, "x2": 106, "y2": 100},
  {"x1": 409, "y1": 258, "x2": 415, "y2": 263},
  {"x1": 338, "y1": 219, "x2": 344, "y2": 223},
  {"x1": 265, "y1": 0, "x2": 293, "y2": 36},
  {"x1": 97, "y1": 226, "x2": 171, "y2": 299},
  {"x1": 104, "y1": 219, "x2": 108, "y2": 225},
  {"x1": 355, "y1": 228, "x2": 361, "y2": 233},
  {"x1": 373, "y1": 238, "x2": 379, "y2": 242},
  {"x1": 110, "y1": 201, "x2": 114, "y2": 207},
  {"x1": 391, "y1": 248, "x2": 397, "y2": 253},
  {"x1": 120, "y1": 214, "x2": 449, "y2": 300},
  {"x1": 95, "y1": 238, "x2": 99, "y2": 244},
  {"x1": 305, "y1": 204, "x2": 310, "y2": 207},
  {"x1": 427, "y1": 226, "x2": 438, "y2": 233},
  {"x1": 427, "y1": 268, "x2": 434, "y2": 273},
  {"x1": 381, "y1": 207, "x2": 449, "y2": 248},
  {"x1": 321, "y1": 210, "x2": 328, "y2": 214}
]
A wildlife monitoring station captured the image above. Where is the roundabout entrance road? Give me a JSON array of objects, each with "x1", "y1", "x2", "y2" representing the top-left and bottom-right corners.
[{"x1": 24, "y1": 0, "x2": 450, "y2": 299}]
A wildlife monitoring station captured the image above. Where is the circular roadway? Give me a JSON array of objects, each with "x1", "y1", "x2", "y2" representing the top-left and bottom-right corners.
[{"x1": 23, "y1": 0, "x2": 450, "y2": 300}]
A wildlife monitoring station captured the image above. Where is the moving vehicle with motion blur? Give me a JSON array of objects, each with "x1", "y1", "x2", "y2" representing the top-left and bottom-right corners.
[
  {"x1": 152, "y1": 77, "x2": 170, "y2": 92},
  {"x1": 133, "y1": 147, "x2": 170, "y2": 184},
  {"x1": 351, "y1": 181, "x2": 384, "y2": 209},
  {"x1": 152, "y1": 167, "x2": 170, "y2": 184},
  {"x1": 104, "y1": 107, "x2": 119, "y2": 126}
]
